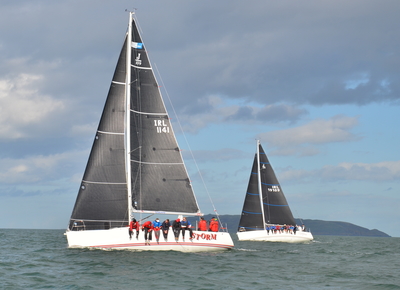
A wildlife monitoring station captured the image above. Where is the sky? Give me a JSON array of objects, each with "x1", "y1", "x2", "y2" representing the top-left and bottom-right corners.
[{"x1": 0, "y1": 1, "x2": 399, "y2": 237}]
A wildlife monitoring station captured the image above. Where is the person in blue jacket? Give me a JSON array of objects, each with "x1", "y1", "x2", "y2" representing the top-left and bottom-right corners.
[
  {"x1": 152, "y1": 218, "x2": 161, "y2": 243},
  {"x1": 180, "y1": 217, "x2": 193, "y2": 240}
]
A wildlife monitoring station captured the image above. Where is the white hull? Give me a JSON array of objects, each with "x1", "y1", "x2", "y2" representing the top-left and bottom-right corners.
[
  {"x1": 65, "y1": 227, "x2": 234, "y2": 252},
  {"x1": 237, "y1": 229, "x2": 313, "y2": 243}
]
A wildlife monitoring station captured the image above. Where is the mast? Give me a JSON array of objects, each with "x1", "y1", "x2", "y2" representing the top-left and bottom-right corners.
[
  {"x1": 126, "y1": 12, "x2": 133, "y2": 218},
  {"x1": 256, "y1": 140, "x2": 266, "y2": 231}
]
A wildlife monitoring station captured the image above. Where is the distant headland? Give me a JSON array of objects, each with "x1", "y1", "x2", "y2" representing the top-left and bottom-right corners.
[{"x1": 188, "y1": 215, "x2": 390, "y2": 237}]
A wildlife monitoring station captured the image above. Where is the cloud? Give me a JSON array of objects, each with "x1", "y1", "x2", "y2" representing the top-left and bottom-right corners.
[
  {"x1": 174, "y1": 95, "x2": 308, "y2": 133},
  {"x1": 146, "y1": 1, "x2": 400, "y2": 110},
  {"x1": 258, "y1": 115, "x2": 361, "y2": 156},
  {"x1": 279, "y1": 160, "x2": 400, "y2": 183},
  {"x1": 0, "y1": 73, "x2": 65, "y2": 140},
  {"x1": 0, "y1": 149, "x2": 87, "y2": 187},
  {"x1": 321, "y1": 161, "x2": 400, "y2": 182},
  {"x1": 225, "y1": 103, "x2": 308, "y2": 123}
]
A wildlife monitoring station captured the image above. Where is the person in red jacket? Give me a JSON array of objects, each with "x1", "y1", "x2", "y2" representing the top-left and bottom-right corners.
[
  {"x1": 142, "y1": 220, "x2": 153, "y2": 245},
  {"x1": 129, "y1": 218, "x2": 140, "y2": 239},
  {"x1": 198, "y1": 217, "x2": 207, "y2": 231},
  {"x1": 209, "y1": 217, "x2": 219, "y2": 232}
]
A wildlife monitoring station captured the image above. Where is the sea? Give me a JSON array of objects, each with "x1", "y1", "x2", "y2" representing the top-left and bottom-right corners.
[{"x1": 1, "y1": 229, "x2": 399, "y2": 290}]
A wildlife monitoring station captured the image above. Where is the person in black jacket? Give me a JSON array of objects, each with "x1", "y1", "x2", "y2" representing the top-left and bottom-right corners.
[
  {"x1": 161, "y1": 219, "x2": 171, "y2": 241},
  {"x1": 172, "y1": 219, "x2": 181, "y2": 242}
]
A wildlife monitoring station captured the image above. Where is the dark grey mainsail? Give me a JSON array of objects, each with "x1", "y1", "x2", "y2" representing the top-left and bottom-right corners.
[
  {"x1": 68, "y1": 14, "x2": 200, "y2": 231},
  {"x1": 128, "y1": 19, "x2": 199, "y2": 214},
  {"x1": 238, "y1": 141, "x2": 296, "y2": 231}
]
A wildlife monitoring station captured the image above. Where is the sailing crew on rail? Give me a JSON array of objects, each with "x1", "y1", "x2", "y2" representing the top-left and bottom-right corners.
[
  {"x1": 142, "y1": 221, "x2": 153, "y2": 245},
  {"x1": 209, "y1": 217, "x2": 219, "y2": 232},
  {"x1": 180, "y1": 217, "x2": 193, "y2": 240},
  {"x1": 152, "y1": 218, "x2": 161, "y2": 244},
  {"x1": 172, "y1": 219, "x2": 181, "y2": 242},
  {"x1": 198, "y1": 217, "x2": 207, "y2": 231},
  {"x1": 161, "y1": 219, "x2": 171, "y2": 241},
  {"x1": 129, "y1": 218, "x2": 140, "y2": 239}
]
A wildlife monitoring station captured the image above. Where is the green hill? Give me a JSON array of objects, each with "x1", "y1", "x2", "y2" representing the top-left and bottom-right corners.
[{"x1": 188, "y1": 215, "x2": 390, "y2": 237}]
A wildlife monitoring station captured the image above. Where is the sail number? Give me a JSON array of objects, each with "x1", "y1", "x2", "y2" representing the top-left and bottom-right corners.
[
  {"x1": 268, "y1": 185, "x2": 280, "y2": 192},
  {"x1": 154, "y1": 120, "x2": 170, "y2": 134}
]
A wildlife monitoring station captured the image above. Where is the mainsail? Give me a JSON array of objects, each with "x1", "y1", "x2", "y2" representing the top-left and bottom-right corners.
[
  {"x1": 68, "y1": 14, "x2": 200, "y2": 231},
  {"x1": 129, "y1": 17, "x2": 200, "y2": 214},
  {"x1": 238, "y1": 141, "x2": 296, "y2": 231}
]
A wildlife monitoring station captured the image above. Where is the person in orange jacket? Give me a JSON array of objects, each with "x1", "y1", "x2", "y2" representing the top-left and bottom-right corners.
[
  {"x1": 129, "y1": 218, "x2": 140, "y2": 239},
  {"x1": 142, "y1": 220, "x2": 153, "y2": 245},
  {"x1": 198, "y1": 217, "x2": 207, "y2": 231},
  {"x1": 209, "y1": 217, "x2": 219, "y2": 232}
]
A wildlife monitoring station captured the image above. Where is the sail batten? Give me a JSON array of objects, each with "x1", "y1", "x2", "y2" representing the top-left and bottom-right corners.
[
  {"x1": 82, "y1": 180, "x2": 127, "y2": 185},
  {"x1": 131, "y1": 160, "x2": 184, "y2": 165},
  {"x1": 97, "y1": 130, "x2": 124, "y2": 135},
  {"x1": 129, "y1": 109, "x2": 168, "y2": 116},
  {"x1": 131, "y1": 64, "x2": 152, "y2": 70}
]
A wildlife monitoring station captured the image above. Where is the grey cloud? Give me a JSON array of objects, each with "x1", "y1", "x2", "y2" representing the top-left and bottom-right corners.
[
  {"x1": 259, "y1": 115, "x2": 360, "y2": 148},
  {"x1": 279, "y1": 160, "x2": 400, "y2": 183},
  {"x1": 224, "y1": 104, "x2": 307, "y2": 123}
]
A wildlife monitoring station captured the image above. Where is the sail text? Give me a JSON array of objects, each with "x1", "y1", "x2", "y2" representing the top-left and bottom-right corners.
[{"x1": 154, "y1": 119, "x2": 170, "y2": 134}]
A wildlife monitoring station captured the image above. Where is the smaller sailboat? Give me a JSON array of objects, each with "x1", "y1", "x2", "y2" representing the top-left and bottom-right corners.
[{"x1": 236, "y1": 140, "x2": 313, "y2": 242}]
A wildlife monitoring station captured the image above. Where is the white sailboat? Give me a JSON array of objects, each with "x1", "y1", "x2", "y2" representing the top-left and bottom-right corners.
[
  {"x1": 65, "y1": 12, "x2": 234, "y2": 252},
  {"x1": 236, "y1": 140, "x2": 313, "y2": 243}
]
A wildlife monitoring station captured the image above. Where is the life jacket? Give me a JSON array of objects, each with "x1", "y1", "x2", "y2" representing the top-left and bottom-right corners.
[
  {"x1": 181, "y1": 220, "x2": 191, "y2": 228},
  {"x1": 142, "y1": 221, "x2": 153, "y2": 230},
  {"x1": 198, "y1": 220, "x2": 207, "y2": 231},
  {"x1": 209, "y1": 220, "x2": 219, "y2": 232},
  {"x1": 153, "y1": 220, "x2": 161, "y2": 230}
]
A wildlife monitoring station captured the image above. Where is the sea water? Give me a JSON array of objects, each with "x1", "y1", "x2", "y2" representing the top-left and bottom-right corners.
[{"x1": 0, "y1": 229, "x2": 399, "y2": 289}]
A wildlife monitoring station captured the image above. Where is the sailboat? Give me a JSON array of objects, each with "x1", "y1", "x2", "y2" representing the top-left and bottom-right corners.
[
  {"x1": 64, "y1": 12, "x2": 234, "y2": 252},
  {"x1": 236, "y1": 140, "x2": 313, "y2": 242}
]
